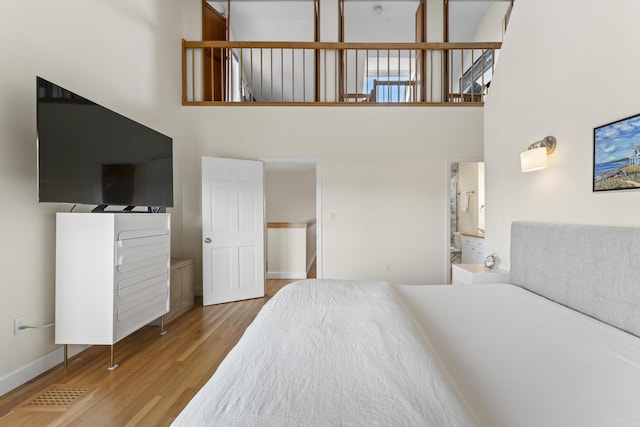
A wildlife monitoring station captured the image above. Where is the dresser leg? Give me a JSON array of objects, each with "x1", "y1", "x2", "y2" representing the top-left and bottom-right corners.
[
  {"x1": 160, "y1": 315, "x2": 168, "y2": 336},
  {"x1": 107, "y1": 344, "x2": 119, "y2": 370},
  {"x1": 64, "y1": 344, "x2": 68, "y2": 368}
]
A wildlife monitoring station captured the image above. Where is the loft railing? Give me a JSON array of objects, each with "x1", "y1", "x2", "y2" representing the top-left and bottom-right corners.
[{"x1": 182, "y1": 40, "x2": 501, "y2": 105}]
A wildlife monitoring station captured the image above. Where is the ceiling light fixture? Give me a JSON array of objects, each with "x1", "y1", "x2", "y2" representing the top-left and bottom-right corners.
[{"x1": 374, "y1": 5, "x2": 383, "y2": 15}]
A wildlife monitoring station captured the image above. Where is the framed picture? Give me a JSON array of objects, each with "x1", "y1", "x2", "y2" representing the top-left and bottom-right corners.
[{"x1": 593, "y1": 113, "x2": 640, "y2": 192}]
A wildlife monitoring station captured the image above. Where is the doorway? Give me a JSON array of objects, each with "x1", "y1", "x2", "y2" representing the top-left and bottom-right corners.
[
  {"x1": 202, "y1": 1, "x2": 227, "y2": 101},
  {"x1": 445, "y1": 157, "x2": 484, "y2": 282},
  {"x1": 261, "y1": 157, "x2": 322, "y2": 280}
]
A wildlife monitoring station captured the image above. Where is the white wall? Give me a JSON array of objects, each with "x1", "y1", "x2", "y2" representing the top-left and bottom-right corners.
[
  {"x1": 343, "y1": 1, "x2": 418, "y2": 42},
  {"x1": 267, "y1": 228, "x2": 308, "y2": 278},
  {"x1": 484, "y1": 0, "x2": 640, "y2": 269},
  {"x1": 0, "y1": 0, "x2": 184, "y2": 392},
  {"x1": 180, "y1": 106, "x2": 483, "y2": 286},
  {"x1": 265, "y1": 170, "x2": 315, "y2": 222},
  {"x1": 472, "y1": 2, "x2": 510, "y2": 43}
]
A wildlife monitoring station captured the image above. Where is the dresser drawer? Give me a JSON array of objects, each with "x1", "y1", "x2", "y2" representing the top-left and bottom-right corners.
[
  {"x1": 116, "y1": 269, "x2": 169, "y2": 297},
  {"x1": 115, "y1": 214, "x2": 169, "y2": 239},
  {"x1": 115, "y1": 234, "x2": 170, "y2": 274},
  {"x1": 462, "y1": 235, "x2": 484, "y2": 249},
  {"x1": 114, "y1": 285, "x2": 169, "y2": 342}
]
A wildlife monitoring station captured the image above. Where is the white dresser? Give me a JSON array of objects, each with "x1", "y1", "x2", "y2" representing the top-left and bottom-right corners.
[
  {"x1": 452, "y1": 263, "x2": 509, "y2": 285},
  {"x1": 55, "y1": 213, "x2": 170, "y2": 365},
  {"x1": 461, "y1": 234, "x2": 486, "y2": 264}
]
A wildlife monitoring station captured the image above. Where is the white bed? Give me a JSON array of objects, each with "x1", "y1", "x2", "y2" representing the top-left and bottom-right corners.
[
  {"x1": 395, "y1": 283, "x2": 640, "y2": 427},
  {"x1": 173, "y1": 222, "x2": 640, "y2": 426},
  {"x1": 173, "y1": 279, "x2": 478, "y2": 426}
]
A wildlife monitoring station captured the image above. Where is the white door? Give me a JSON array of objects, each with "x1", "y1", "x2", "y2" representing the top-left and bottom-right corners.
[{"x1": 202, "y1": 157, "x2": 265, "y2": 305}]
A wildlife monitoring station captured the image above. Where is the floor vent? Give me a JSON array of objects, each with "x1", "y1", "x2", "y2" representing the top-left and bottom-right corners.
[{"x1": 22, "y1": 386, "x2": 91, "y2": 411}]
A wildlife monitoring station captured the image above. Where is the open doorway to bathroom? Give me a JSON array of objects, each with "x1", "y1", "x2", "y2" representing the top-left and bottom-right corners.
[{"x1": 447, "y1": 158, "x2": 484, "y2": 283}]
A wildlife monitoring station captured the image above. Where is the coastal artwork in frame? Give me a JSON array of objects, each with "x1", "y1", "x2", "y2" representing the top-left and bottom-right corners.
[{"x1": 593, "y1": 113, "x2": 640, "y2": 192}]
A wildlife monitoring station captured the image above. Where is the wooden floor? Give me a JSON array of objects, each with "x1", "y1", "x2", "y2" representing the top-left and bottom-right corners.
[{"x1": 0, "y1": 279, "x2": 294, "y2": 427}]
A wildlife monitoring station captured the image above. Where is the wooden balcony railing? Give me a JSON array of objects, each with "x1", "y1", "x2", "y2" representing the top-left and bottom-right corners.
[{"x1": 182, "y1": 40, "x2": 501, "y2": 106}]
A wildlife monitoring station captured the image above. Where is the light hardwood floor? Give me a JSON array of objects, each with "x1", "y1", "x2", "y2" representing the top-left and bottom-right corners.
[{"x1": 0, "y1": 279, "x2": 294, "y2": 427}]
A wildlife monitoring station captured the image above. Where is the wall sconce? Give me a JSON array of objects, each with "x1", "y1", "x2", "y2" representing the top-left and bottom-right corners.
[{"x1": 520, "y1": 136, "x2": 557, "y2": 172}]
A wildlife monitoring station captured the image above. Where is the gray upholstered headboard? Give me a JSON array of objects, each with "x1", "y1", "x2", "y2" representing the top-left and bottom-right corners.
[{"x1": 510, "y1": 222, "x2": 640, "y2": 337}]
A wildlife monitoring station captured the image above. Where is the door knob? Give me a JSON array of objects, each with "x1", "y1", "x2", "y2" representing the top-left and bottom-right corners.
[{"x1": 204, "y1": 237, "x2": 212, "y2": 243}]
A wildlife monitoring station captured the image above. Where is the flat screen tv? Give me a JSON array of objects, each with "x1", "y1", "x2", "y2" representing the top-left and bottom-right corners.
[{"x1": 37, "y1": 77, "x2": 173, "y2": 211}]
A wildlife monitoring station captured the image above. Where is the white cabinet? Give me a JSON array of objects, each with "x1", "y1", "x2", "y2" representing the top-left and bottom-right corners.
[
  {"x1": 461, "y1": 234, "x2": 485, "y2": 264},
  {"x1": 452, "y1": 263, "x2": 509, "y2": 285},
  {"x1": 55, "y1": 213, "x2": 170, "y2": 354}
]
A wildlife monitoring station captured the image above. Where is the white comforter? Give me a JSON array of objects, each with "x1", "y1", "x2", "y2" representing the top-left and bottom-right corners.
[{"x1": 172, "y1": 279, "x2": 477, "y2": 426}]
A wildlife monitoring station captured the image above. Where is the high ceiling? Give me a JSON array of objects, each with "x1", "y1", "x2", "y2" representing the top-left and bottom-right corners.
[
  {"x1": 208, "y1": 1, "x2": 510, "y2": 43},
  {"x1": 202, "y1": 1, "x2": 510, "y2": 103}
]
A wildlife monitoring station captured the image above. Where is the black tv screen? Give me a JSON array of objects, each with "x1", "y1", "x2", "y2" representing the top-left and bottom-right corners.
[{"x1": 37, "y1": 77, "x2": 173, "y2": 209}]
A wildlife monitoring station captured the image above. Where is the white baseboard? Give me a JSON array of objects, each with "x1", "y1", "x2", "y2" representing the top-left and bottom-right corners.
[
  {"x1": 266, "y1": 271, "x2": 307, "y2": 279},
  {"x1": 0, "y1": 344, "x2": 89, "y2": 397}
]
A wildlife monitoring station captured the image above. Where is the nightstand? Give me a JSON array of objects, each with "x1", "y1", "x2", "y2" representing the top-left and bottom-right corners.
[{"x1": 452, "y1": 263, "x2": 509, "y2": 285}]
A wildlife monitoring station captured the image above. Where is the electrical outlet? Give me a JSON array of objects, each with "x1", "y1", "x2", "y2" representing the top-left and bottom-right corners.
[
  {"x1": 384, "y1": 264, "x2": 391, "y2": 272},
  {"x1": 14, "y1": 317, "x2": 26, "y2": 335}
]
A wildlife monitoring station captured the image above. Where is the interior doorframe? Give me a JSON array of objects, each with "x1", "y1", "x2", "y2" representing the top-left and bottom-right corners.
[
  {"x1": 260, "y1": 157, "x2": 323, "y2": 279},
  {"x1": 202, "y1": 0, "x2": 227, "y2": 101},
  {"x1": 444, "y1": 155, "x2": 483, "y2": 282}
]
